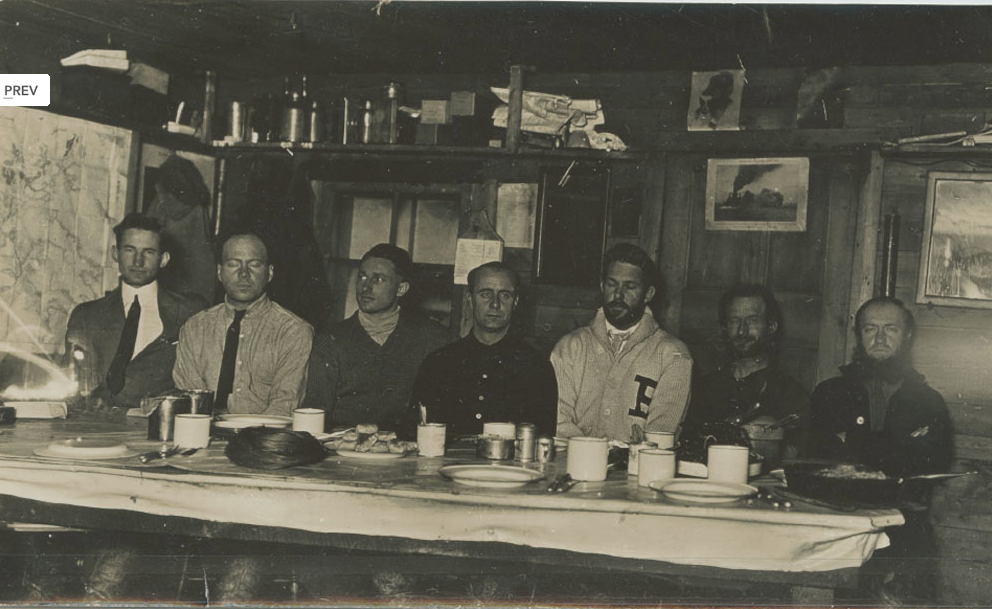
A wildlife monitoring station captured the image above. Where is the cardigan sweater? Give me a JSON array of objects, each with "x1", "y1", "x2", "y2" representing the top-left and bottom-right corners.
[{"x1": 551, "y1": 307, "x2": 693, "y2": 442}]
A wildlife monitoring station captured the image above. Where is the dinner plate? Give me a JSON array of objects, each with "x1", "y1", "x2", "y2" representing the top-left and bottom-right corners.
[
  {"x1": 334, "y1": 449, "x2": 409, "y2": 460},
  {"x1": 213, "y1": 414, "x2": 292, "y2": 429},
  {"x1": 438, "y1": 464, "x2": 544, "y2": 489},
  {"x1": 34, "y1": 437, "x2": 139, "y2": 460},
  {"x1": 649, "y1": 479, "x2": 758, "y2": 503}
]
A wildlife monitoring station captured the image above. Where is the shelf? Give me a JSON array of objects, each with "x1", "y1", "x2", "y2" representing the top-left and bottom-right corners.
[
  {"x1": 210, "y1": 141, "x2": 644, "y2": 163},
  {"x1": 882, "y1": 144, "x2": 992, "y2": 157}
]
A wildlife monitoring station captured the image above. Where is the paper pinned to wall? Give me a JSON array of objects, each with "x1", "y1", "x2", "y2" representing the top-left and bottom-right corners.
[
  {"x1": 453, "y1": 239, "x2": 503, "y2": 285},
  {"x1": 496, "y1": 183, "x2": 538, "y2": 249}
]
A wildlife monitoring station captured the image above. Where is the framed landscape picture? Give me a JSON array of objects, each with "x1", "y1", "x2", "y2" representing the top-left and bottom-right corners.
[
  {"x1": 705, "y1": 157, "x2": 809, "y2": 231},
  {"x1": 917, "y1": 171, "x2": 992, "y2": 309}
]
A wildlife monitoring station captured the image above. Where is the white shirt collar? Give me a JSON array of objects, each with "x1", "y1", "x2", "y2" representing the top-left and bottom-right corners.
[{"x1": 121, "y1": 281, "x2": 159, "y2": 309}]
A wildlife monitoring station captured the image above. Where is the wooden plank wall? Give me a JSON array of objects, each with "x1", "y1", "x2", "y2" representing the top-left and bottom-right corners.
[{"x1": 878, "y1": 155, "x2": 992, "y2": 604}]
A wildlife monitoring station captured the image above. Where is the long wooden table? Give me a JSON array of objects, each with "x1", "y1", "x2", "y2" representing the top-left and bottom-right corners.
[{"x1": 0, "y1": 418, "x2": 903, "y2": 604}]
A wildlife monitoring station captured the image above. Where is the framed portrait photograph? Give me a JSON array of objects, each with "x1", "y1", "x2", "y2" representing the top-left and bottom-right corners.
[
  {"x1": 687, "y1": 69, "x2": 745, "y2": 131},
  {"x1": 705, "y1": 157, "x2": 809, "y2": 232},
  {"x1": 917, "y1": 171, "x2": 992, "y2": 309}
]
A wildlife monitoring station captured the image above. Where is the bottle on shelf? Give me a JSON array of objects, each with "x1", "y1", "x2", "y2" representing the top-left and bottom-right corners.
[
  {"x1": 361, "y1": 100, "x2": 373, "y2": 144},
  {"x1": 281, "y1": 89, "x2": 305, "y2": 143},
  {"x1": 308, "y1": 100, "x2": 323, "y2": 143}
]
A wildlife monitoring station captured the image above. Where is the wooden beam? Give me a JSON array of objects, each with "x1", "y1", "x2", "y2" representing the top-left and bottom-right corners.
[
  {"x1": 846, "y1": 150, "x2": 885, "y2": 358},
  {"x1": 651, "y1": 129, "x2": 904, "y2": 152},
  {"x1": 638, "y1": 153, "x2": 666, "y2": 264},
  {"x1": 657, "y1": 154, "x2": 700, "y2": 334},
  {"x1": 816, "y1": 157, "x2": 861, "y2": 384}
]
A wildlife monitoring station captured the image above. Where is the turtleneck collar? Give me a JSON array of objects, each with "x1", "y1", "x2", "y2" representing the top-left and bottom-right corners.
[{"x1": 359, "y1": 305, "x2": 401, "y2": 346}]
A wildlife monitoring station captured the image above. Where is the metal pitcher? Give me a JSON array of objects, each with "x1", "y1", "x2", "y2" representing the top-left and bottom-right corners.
[{"x1": 142, "y1": 393, "x2": 192, "y2": 441}]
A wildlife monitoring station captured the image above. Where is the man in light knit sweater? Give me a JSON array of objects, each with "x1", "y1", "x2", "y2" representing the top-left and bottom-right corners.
[{"x1": 551, "y1": 244, "x2": 692, "y2": 442}]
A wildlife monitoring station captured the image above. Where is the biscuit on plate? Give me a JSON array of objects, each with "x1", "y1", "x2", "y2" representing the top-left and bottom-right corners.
[{"x1": 356, "y1": 423, "x2": 378, "y2": 435}]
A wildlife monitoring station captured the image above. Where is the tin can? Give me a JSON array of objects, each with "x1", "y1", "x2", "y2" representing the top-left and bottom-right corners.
[
  {"x1": 515, "y1": 423, "x2": 537, "y2": 462},
  {"x1": 536, "y1": 435, "x2": 555, "y2": 463}
]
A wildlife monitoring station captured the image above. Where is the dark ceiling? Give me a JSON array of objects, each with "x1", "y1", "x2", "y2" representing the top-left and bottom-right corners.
[{"x1": 3, "y1": 1, "x2": 992, "y2": 77}]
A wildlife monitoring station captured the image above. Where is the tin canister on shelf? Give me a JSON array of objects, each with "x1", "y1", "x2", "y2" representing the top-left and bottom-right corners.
[
  {"x1": 536, "y1": 435, "x2": 555, "y2": 463},
  {"x1": 515, "y1": 422, "x2": 537, "y2": 462}
]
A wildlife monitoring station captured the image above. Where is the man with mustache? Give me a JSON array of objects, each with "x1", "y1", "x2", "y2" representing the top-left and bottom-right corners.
[
  {"x1": 683, "y1": 283, "x2": 810, "y2": 461},
  {"x1": 809, "y1": 296, "x2": 951, "y2": 605},
  {"x1": 552, "y1": 244, "x2": 692, "y2": 442},
  {"x1": 174, "y1": 231, "x2": 313, "y2": 417}
]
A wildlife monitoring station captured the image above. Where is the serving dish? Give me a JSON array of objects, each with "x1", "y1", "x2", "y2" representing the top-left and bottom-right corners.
[
  {"x1": 648, "y1": 479, "x2": 758, "y2": 503},
  {"x1": 438, "y1": 464, "x2": 544, "y2": 489}
]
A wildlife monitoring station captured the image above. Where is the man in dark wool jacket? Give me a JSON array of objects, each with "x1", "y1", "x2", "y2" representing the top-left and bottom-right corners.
[
  {"x1": 809, "y1": 296, "x2": 952, "y2": 606},
  {"x1": 304, "y1": 244, "x2": 448, "y2": 434}
]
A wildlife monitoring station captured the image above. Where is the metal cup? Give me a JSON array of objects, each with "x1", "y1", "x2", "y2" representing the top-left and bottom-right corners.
[
  {"x1": 182, "y1": 389, "x2": 214, "y2": 416},
  {"x1": 145, "y1": 394, "x2": 193, "y2": 441}
]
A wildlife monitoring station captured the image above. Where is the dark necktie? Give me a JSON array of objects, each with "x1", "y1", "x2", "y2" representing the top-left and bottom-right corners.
[
  {"x1": 106, "y1": 295, "x2": 141, "y2": 395},
  {"x1": 214, "y1": 309, "x2": 247, "y2": 413}
]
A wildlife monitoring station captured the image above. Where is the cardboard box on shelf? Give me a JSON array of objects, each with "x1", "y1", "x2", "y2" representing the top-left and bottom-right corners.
[{"x1": 420, "y1": 100, "x2": 451, "y2": 125}]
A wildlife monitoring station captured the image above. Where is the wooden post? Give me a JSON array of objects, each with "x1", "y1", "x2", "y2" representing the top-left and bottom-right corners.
[
  {"x1": 201, "y1": 70, "x2": 216, "y2": 145},
  {"x1": 505, "y1": 65, "x2": 525, "y2": 152},
  {"x1": 846, "y1": 150, "x2": 884, "y2": 354}
]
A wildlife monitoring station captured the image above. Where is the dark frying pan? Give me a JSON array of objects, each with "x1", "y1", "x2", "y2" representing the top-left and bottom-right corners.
[{"x1": 783, "y1": 460, "x2": 975, "y2": 508}]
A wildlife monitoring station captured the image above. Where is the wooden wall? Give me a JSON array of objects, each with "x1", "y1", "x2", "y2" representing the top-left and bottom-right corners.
[{"x1": 877, "y1": 153, "x2": 992, "y2": 604}]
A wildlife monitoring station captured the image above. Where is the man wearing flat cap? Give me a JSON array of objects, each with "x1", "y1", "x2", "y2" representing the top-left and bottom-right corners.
[{"x1": 304, "y1": 244, "x2": 449, "y2": 432}]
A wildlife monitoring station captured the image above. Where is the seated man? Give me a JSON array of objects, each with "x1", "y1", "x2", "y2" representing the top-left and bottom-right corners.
[
  {"x1": 174, "y1": 231, "x2": 313, "y2": 416},
  {"x1": 552, "y1": 244, "x2": 692, "y2": 443},
  {"x1": 66, "y1": 212, "x2": 207, "y2": 411},
  {"x1": 304, "y1": 244, "x2": 448, "y2": 433},
  {"x1": 27, "y1": 213, "x2": 207, "y2": 601},
  {"x1": 810, "y1": 296, "x2": 952, "y2": 604},
  {"x1": 684, "y1": 283, "x2": 810, "y2": 461},
  {"x1": 412, "y1": 262, "x2": 557, "y2": 436}
]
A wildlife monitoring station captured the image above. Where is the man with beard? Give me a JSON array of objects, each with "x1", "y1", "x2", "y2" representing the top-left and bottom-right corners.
[
  {"x1": 809, "y1": 296, "x2": 951, "y2": 604},
  {"x1": 684, "y1": 284, "x2": 810, "y2": 459},
  {"x1": 552, "y1": 244, "x2": 692, "y2": 442}
]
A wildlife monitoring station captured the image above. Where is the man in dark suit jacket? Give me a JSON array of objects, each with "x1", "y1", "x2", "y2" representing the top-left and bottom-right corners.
[{"x1": 66, "y1": 212, "x2": 206, "y2": 410}]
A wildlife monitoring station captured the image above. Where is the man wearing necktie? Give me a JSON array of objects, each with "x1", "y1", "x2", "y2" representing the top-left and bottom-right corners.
[
  {"x1": 38, "y1": 213, "x2": 206, "y2": 601},
  {"x1": 551, "y1": 244, "x2": 693, "y2": 443},
  {"x1": 64, "y1": 213, "x2": 207, "y2": 412},
  {"x1": 172, "y1": 230, "x2": 313, "y2": 602},
  {"x1": 174, "y1": 231, "x2": 313, "y2": 417}
]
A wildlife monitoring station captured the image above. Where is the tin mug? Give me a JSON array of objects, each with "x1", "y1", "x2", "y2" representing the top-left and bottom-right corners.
[
  {"x1": 145, "y1": 394, "x2": 192, "y2": 442},
  {"x1": 182, "y1": 389, "x2": 214, "y2": 416}
]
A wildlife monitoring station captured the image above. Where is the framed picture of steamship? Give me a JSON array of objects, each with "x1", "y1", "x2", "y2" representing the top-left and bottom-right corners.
[
  {"x1": 917, "y1": 171, "x2": 992, "y2": 309},
  {"x1": 704, "y1": 157, "x2": 809, "y2": 232}
]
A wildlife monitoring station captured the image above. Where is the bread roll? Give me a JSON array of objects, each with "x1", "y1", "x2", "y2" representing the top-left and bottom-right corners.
[{"x1": 356, "y1": 423, "x2": 379, "y2": 435}]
